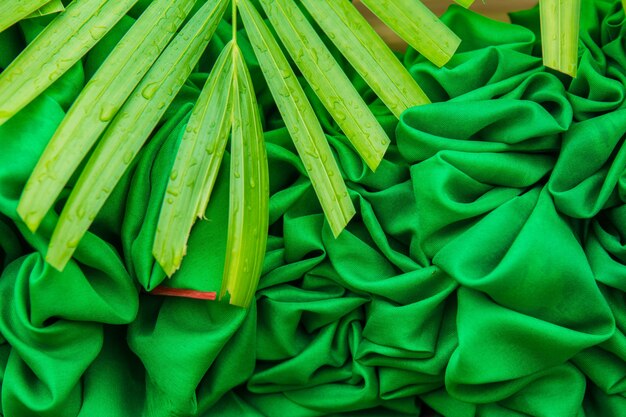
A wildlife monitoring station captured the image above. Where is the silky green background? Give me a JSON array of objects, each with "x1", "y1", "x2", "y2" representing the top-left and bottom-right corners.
[{"x1": 1, "y1": 1, "x2": 626, "y2": 416}]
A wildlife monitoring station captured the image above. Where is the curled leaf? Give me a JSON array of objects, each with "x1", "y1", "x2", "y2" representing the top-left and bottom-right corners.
[
  {"x1": 220, "y1": 44, "x2": 270, "y2": 308},
  {"x1": 239, "y1": 0, "x2": 355, "y2": 238},
  {"x1": 153, "y1": 41, "x2": 236, "y2": 277},
  {"x1": 45, "y1": 0, "x2": 229, "y2": 271}
]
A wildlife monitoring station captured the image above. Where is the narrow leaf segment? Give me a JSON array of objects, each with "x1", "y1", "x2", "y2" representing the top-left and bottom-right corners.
[
  {"x1": 18, "y1": 0, "x2": 196, "y2": 233},
  {"x1": 45, "y1": 0, "x2": 229, "y2": 271},
  {"x1": 0, "y1": 0, "x2": 138, "y2": 126},
  {"x1": 0, "y1": 0, "x2": 51, "y2": 32},
  {"x1": 539, "y1": 0, "x2": 581, "y2": 77},
  {"x1": 260, "y1": 0, "x2": 390, "y2": 172},
  {"x1": 220, "y1": 44, "x2": 270, "y2": 308},
  {"x1": 28, "y1": 0, "x2": 65, "y2": 18},
  {"x1": 360, "y1": 0, "x2": 460, "y2": 68},
  {"x1": 300, "y1": 0, "x2": 430, "y2": 118},
  {"x1": 153, "y1": 42, "x2": 236, "y2": 277},
  {"x1": 239, "y1": 0, "x2": 355, "y2": 237},
  {"x1": 454, "y1": 0, "x2": 475, "y2": 8}
]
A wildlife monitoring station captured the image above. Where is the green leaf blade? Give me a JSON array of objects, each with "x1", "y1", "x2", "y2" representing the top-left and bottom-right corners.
[
  {"x1": 0, "y1": 0, "x2": 52, "y2": 32},
  {"x1": 239, "y1": 0, "x2": 355, "y2": 238},
  {"x1": 360, "y1": 0, "x2": 460, "y2": 68},
  {"x1": 0, "y1": 0, "x2": 138, "y2": 126},
  {"x1": 153, "y1": 41, "x2": 236, "y2": 277},
  {"x1": 220, "y1": 45, "x2": 270, "y2": 308},
  {"x1": 45, "y1": 0, "x2": 230, "y2": 271},
  {"x1": 300, "y1": 0, "x2": 430, "y2": 118},
  {"x1": 540, "y1": 0, "x2": 580, "y2": 77},
  {"x1": 18, "y1": 0, "x2": 197, "y2": 233},
  {"x1": 260, "y1": 0, "x2": 391, "y2": 172},
  {"x1": 28, "y1": 0, "x2": 65, "y2": 18},
  {"x1": 454, "y1": 0, "x2": 475, "y2": 8}
]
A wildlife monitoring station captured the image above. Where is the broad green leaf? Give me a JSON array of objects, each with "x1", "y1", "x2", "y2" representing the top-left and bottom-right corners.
[
  {"x1": 28, "y1": 0, "x2": 65, "y2": 17},
  {"x1": 18, "y1": 0, "x2": 197, "y2": 233},
  {"x1": 0, "y1": 0, "x2": 50, "y2": 32},
  {"x1": 0, "y1": 0, "x2": 138, "y2": 126},
  {"x1": 220, "y1": 44, "x2": 270, "y2": 308},
  {"x1": 300, "y1": 0, "x2": 430, "y2": 118},
  {"x1": 260, "y1": 0, "x2": 390, "y2": 172},
  {"x1": 540, "y1": 0, "x2": 580, "y2": 77},
  {"x1": 454, "y1": 0, "x2": 475, "y2": 8},
  {"x1": 45, "y1": 0, "x2": 230, "y2": 271},
  {"x1": 153, "y1": 41, "x2": 236, "y2": 277},
  {"x1": 240, "y1": 0, "x2": 355, "y2": 237},
  {"x1": 360, "y1": 0, "x2": 460, "y2": 68}
]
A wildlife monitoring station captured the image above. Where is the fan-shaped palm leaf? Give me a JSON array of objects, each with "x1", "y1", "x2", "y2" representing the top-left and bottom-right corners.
[{"x1": 1, "y1": 0, "x2": 585, "y2": 307}]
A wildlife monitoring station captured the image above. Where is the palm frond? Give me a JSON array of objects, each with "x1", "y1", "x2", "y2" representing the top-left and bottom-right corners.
[
  {"x1": 540, "y1": 0, "x2": 581, "y2": 77},
  {"x1": 2, "y1": 0, "x2": 516, "y2": 306},
  {"x1": 18, "y1": 0, "x2": 197, "y2": 232},
  {"x1": 4, "y1": 0, "x2": 588, "y2": 307},
  {"x1": 45, "y1": 0, "x2": 229, "y2": 270},
  {"x1": 0, "y1": 0, "x2": 137, "y2": 125}
]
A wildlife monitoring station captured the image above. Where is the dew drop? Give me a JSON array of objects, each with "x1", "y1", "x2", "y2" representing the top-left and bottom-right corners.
[
  {"x1": 89, "y1": 25, "x2": 108, "y2": 41},
  {"x1": 141, "y1": 82, "x2": 159, "y2": 99},
  {"x1": 99, "y1": 103, "x2": 117, "y2": 122}
]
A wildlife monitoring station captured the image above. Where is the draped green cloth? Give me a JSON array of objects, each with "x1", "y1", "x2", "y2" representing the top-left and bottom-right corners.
[{"x1": 1, "y1": 1, "x2": 626, "y2": 416}]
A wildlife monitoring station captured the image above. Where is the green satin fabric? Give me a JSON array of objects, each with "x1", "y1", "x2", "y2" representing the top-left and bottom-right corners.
[{"x1": 1, "y1": 1, "x2": 626, "y2": 416}]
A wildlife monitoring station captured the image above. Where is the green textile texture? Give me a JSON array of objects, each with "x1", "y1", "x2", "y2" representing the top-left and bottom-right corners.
[{"x1": 1, "y1": 1, "x2": 626, "y2": 416}]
